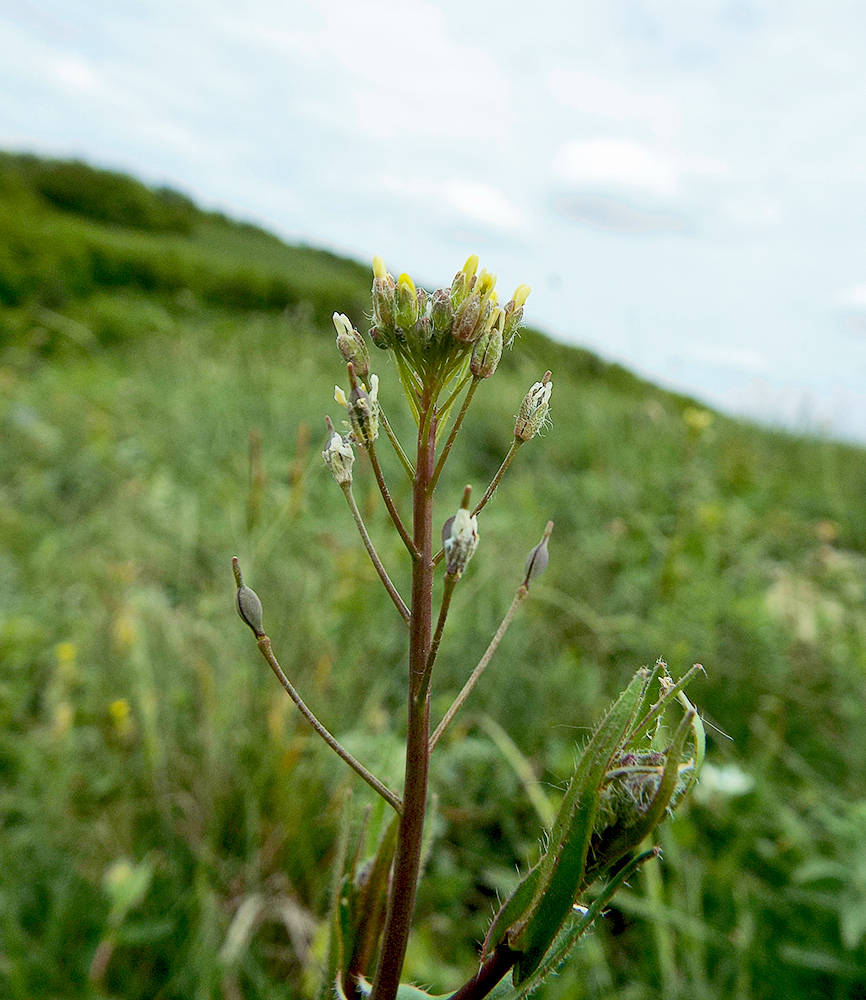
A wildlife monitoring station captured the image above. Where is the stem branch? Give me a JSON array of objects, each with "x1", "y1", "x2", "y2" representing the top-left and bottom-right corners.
[
  {"x1": 367, "y1": 442, "x2": 418, "y2": 558},
  {"x1": 255, "y1": 635, "x2": 402, "y2": 813},
  {"x1": 429, "y1": 377, "x2": 479, "y2": 493},
  {"x1": 341, "y1": 482, "x2": 411, "y2": 622},
  {"x1": 377, "y1": 404, "x2": 414, "y2": 481},
  {"x1": 430, "y1": 585, "x2": 529, "y2": 752},
  {"x1": 416, "y1": 573, "x2": 458, "y2": 705}
]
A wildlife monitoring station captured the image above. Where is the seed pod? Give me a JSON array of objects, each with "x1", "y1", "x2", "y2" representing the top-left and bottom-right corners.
[
  {"x1": 322, "y1": 415, "x2": 355, "y2": 485},
  {"x1": 442, "y1": 507, "x2": 479, "y2": 578},
  {"x1": 523, "y1": 521, "x2": 553, "y2": 586},
  {"x1": 232, "y1": 557, "x2": 265, "y2": 637},
  {"x1": 515, "y1": 372, "x2": 553, "y2": 441}
]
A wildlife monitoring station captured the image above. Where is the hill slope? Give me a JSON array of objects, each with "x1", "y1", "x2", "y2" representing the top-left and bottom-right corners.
[{"x1": 2, "y1": 153, "x2": 866, "y2": 999}]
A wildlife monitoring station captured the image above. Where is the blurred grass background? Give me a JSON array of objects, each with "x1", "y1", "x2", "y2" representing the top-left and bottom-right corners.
[{"x1": 2, "y1": 152, "x2": 866, "y2": 999}]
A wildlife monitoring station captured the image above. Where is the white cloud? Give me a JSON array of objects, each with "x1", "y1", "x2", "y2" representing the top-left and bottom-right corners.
[
  {"x1": 49, "y1": 56, "x2": 100, "y2": 92},
  {"x1": 380, "y1": 174, "x2": 523, "y2": 229},
  {"x1": 235, "y1": 0, "x2": 511, "y2": 144},
  {"x1": 844, "y1": 283, "x2": 866, "y2": 307},
  {"x1": 551, "y1": 137, "x2": 727, "y2": 197},
  {"x1": 546, "y1": 68, "x2": 680, "y2": 139},
  {"x1": 440, "y1": 179, "x2": 523, "y2": 228},
  {"x1": 679, "y1": 343, "x2": 767, "y2": 374}
]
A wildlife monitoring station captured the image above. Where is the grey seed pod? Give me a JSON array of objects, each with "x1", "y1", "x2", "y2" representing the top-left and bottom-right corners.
[
  {"x1": 237, "y1": 584, "x2": 265, "y2": 636},
  {"x1": 232, "y1": 556, "x2": 265, "y2": 636},
  {"x1": 523, "y1": 521, "x2": 553, "y2": 587}
]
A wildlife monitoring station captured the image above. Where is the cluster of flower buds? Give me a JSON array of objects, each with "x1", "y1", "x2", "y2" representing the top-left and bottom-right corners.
[
  {"x1": 442, "y1": 505, "x2": 479, "y2": 579},
  {"x1": 594, "y1": 751, "x2": 671, "y2": 831},
  {"x1": 322, "y1": 415, "x2": 355, "y2": 485},
  {"x1": 515, "y1": 372, "x2": 553, "y2": 441},
  {"x1": 368, "y1": 254, "x2": 530, "y2": 373},
  {"x1": 334, "y1": 367, "x2": 379, "y2": 447}
]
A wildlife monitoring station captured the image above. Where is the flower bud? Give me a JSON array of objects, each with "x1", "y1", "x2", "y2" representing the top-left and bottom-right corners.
[
  {"x1": 394, "y1": 273, "x2": 420, "y2": 331},
  {"x1": 430, "y1": 287, "x2": 453, "y2": 336},
  {"x1": 322, "y1": 415, "x2": 354, "y2": 485},
  {"x1": 514, "y1": 372, "x2": 552, "y2": 441},
  {"x1": 333, "y1": 313, "x2": 370, "y2": 379},
  {"x1": 371, "y1": 256, "x2": 396, "y2": 331},
  {"x1": 595, "y1": 751, "x2": 669, "y2": 832},
  {"x1": 452, "y1": 292, "x2": 483, "y2": 343},
  {"x1": 503, "y1": 284, "x2": 531, "y2": 347},
  {"x1": 470, "y1": 308, "x2": 504, "y2": 378},
  {"x1": 442, "y1": 506, "x2": 479, "y2": 578},
  {"x1": 368, "y1": 325, "x2": 391, "y2": 350},
  {"x1": 232, "y1": 557, "x2": 265, "y2": 637},
  {"x1": 449, "y1": 254, "x2": 479, "y2": 310}
]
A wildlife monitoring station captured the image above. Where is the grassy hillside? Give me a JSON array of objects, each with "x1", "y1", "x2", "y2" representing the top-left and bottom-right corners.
[{"x1": 2, "y1": 153, "x2": 866, "y2": 999}]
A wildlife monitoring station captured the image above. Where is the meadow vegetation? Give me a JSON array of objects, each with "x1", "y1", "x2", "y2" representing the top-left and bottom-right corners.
[{"x1": 2, "y1": 154, "x2": 866, "y2": 998}]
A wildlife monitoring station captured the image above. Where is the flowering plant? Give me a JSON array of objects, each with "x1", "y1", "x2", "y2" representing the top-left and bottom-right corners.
[{"x1": 233, "y1": 256, "x2": 703, "y2": 1000}]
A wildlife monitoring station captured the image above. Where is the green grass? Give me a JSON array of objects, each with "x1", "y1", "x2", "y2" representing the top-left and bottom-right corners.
[{"x1": 2, "y1": 153, "x2": 866, "y2": 999}]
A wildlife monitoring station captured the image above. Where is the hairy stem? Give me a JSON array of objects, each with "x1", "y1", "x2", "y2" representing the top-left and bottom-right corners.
[
  {"x1": 448, "y1": 943, "x2": 519, "y2": 1000},
  {"x1": 255, "y1": 635, "x2": 402, "y2": 813},
  {"x1": 371, "y1": 392, "x2": 437, "y2": 1000},
  {"x1": 341, "y1": 482, "x2": 411, "y2": 622}
]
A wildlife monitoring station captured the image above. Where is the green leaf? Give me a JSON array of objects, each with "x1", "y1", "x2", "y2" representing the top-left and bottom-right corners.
[
  {"x1": 482, "y1": 864, "x2": 541, "y2": 959},
  {"x1": 510, "y1": 667, "x2": 653, "y2": 982},
  {"x1": 511, "y1": 849, "x2": 659, "y2": 998},
  {"x1": 346, "y1": 815, "x2": 400, "y2": 980}
]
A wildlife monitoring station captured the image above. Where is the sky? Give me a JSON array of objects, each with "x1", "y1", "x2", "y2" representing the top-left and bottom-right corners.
[{"x1": 3, "y1": 0, "x2": 866, "y2": 440}]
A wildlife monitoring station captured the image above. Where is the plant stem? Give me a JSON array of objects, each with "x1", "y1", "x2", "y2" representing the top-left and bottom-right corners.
[
  {"x1": 416, "y1": 572, "x2": 458, "y2": 705},
  {"x1": 429, "y1": 376, "x2": 478, "y2": 493},
  {"x1": 448, "y1": 943, "x2": 519, "y2": 1000},
  {"x1": 367, "y1": 441, "x2": 418, "y2": 558},
  {"x1": 341, "y1": 482, "x2": 411, "y2": 622},
  {"x1": 378, "y1": 404, "x2": 415, "y2": 481},
  {"x1": 371, "y1": 392, "x2": 437, "y2": 1000},
  {"x1": 255, "y1": 635, "x2": 402, "y2": 813},
  {"x1": 429, "y1": 585, "x2": 529, "y2": 752},
  {"x1": 472, "y1": 438, "x2": 523, "y2": 518},
  {"x1": 432, "y1": 438, "x2": 524, "y2": 568}
]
